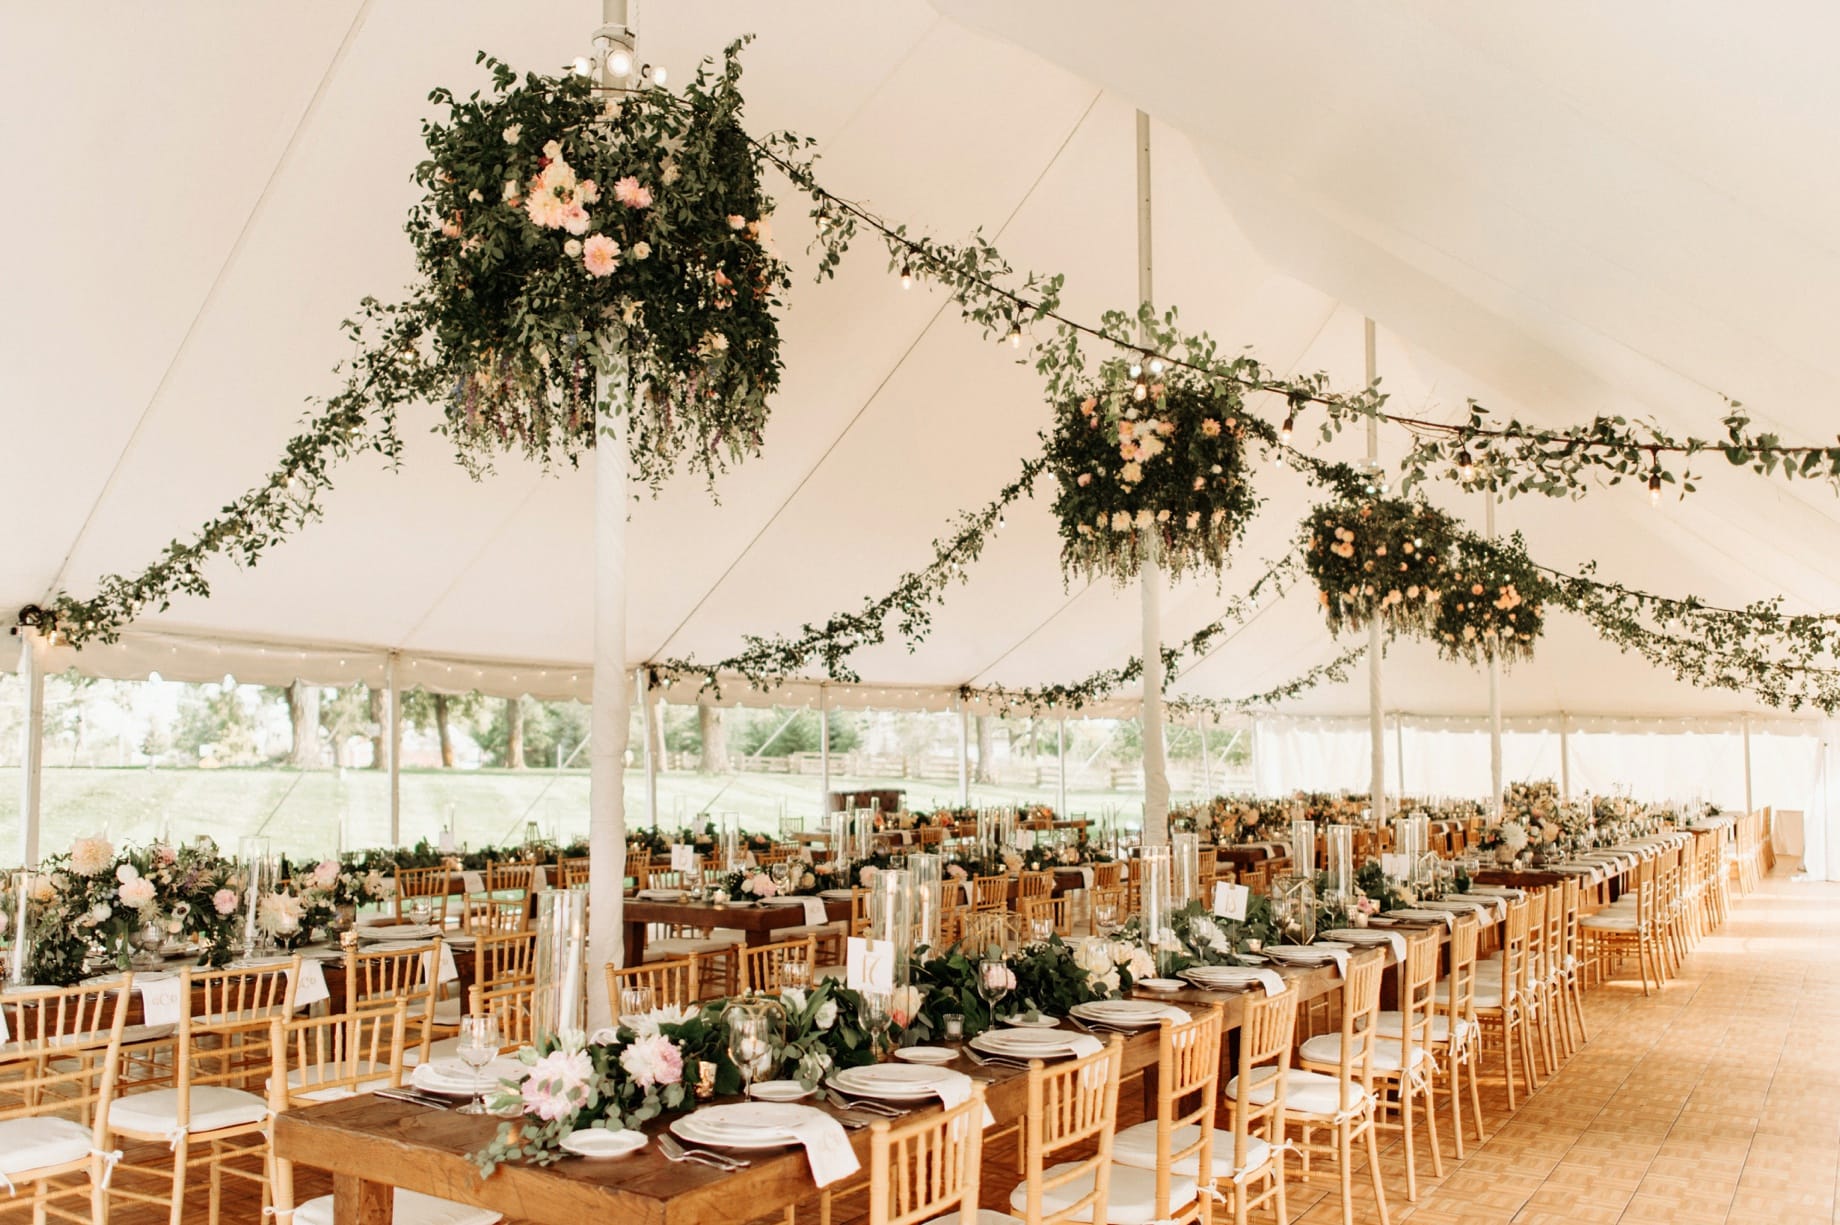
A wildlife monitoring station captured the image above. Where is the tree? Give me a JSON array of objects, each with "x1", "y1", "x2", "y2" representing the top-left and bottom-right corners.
[
  {"x1": 975, "y1": 715, "x2": 995, "y2": 784},
  {"x1": 477, "y1": 697, "x2": 589, "y2": 769},
  {"x1": 400, "y1": 689, "x2": 482, "y2": 768},
  {"x1": 368, "y1": 688, "x2": 387, "y2": 770},
  {"x1": 698, "y1": 705, "x2": 727, "y2": 773},
  {"x1": 731, "y1": 709, "x2": 861, "y2": 758},
  {"x1": 175, "y1": 684, "x2": 259, "y2": 764},
  {"x1": 318, "y1": 684, "x2": 373, "y2": 768},
  {"x1": 285, "y1": 683, "x2": 322, "y2": 768},
  {"x1": 505, "y1": 697, "x2": 525, "y2": 769}
]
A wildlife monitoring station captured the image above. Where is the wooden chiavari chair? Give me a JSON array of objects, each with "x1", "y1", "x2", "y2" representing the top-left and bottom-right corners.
[
  {"x1": 1520, "y1": 888, "x2": 1559, "y2": 1079},
  {"x1": 970, "y1": 873, "x2": 1011, "y2": 914},
  {"x1": 607, "y1": 955, "x2": 701, "y2": 1019},
  {"x1": 1016, "y1": 870, "x2": 1055, "y2": 912},
  {"x1": 1105, "y1": 1007, "x2": 1224, "y2": 1225},
  {"x1": 1308, "y1": 932, "x2": 1441, "y2": 1201},
  {"x1": 1019, "y1": 895, "x2": 1072, "y2": 940},
  {"x1": 1400, "y1": 917, "x2": 1486, "y2": 1156},
  {"x1": 869, "y1": 1088, "x2": 984, "y2": 1225},
  {"x1": 957, "y1": 910, "x2": 1012, "y2": 956},
  {"x1": 1471, "y1": 896, "x2": 1538, "y2": 1108},
  {"x1": 107, "y1": 961, "x2": 297, "y2": 1225},
  {"x1": 1234, "y1": 952, "x2": 1388, "y2": 1225},
  {"x1": 467, "y1": 981, "x2": 535, "y2": 1051},
  {"x1": 739, "y1": 937, "x2": 816, "y2": 994},
  {"x1": 994, "y1": 1039, "x2": 1125, "y2": 1225},
  {"x1": 1583, "y1": 854, "x2": 1665, "y2": 996},
  {"x1": 557, "y1": 856, "x2": 590, "y2": 889},
  {"x1": 0, "y1": 981, "x2": 131, "y2": 1225},
  {"x1": 342, "y1": 939, "x2": 442, "y2": 1064},
  {"x1": 1217, "y1": 987, "x2": 1299, "y2": 1225},
  {"x1": 392, "y1": 865, "x2": 453, "y2": 926},
  {"x1": 461, "y1": 894, "x2": 529, "y2": 936}
]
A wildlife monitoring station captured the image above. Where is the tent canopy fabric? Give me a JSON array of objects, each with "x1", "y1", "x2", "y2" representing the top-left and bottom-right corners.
[{"x1": 5, "y1": 1, "x2": 1836, "y2": 725}]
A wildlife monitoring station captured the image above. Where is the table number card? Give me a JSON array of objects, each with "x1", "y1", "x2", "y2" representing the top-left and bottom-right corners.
[
  {"x1": 670, "y1": 844, "x2": 695, "y2": 872},
  {"x1": 1016, "y1": 830, "x2": 1036, "y2": 851},
  {"x1": 846, "y1": 937, "x2": 896, "y2": 991},
  {"x1": 1213, "y1": 881, "x2": 1249, "y2": 921}
]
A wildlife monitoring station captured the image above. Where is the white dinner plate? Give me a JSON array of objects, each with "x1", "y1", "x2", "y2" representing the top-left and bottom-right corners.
[
  {"x1": 749, "y1": 1079, "x2": 814, "y2": 1102},
  {"x1": 970, "y1": 1030, "x2": 1079, "y2": 1058},
  {"x1": 1001, "y1": 1013, "x2": 1060, "y2": 1028},
  {"x1": 1322, "y1": 929, "x2": 1394, "y2": 947},
  {"x1": 1070, "y1": 1000, "x2": 1174, "y2": 1028},
  {"x1": 561, "y1": 1128, "x2": 647, "y2": 1158},
  {"x1": 893, "y1": 1046, "x2": 959, "y2": 1065},
  {"x1": 1135, "y1": 978, "x2": 1186, "y2": 992},
  {"x1": 360, "y1": 924, "x2": 442, "y2": 942},
  {"x1": 410, "y1": 1057, "x2": 525, "y2": 1095},
  {"x1": 671, "y1": 1103, "x2": 817, "y2": 1149}
]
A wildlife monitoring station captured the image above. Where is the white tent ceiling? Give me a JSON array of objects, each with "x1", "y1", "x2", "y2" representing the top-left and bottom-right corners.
[{"x1": 4, "y1": 1, "x2": 1835, "y2": 726}]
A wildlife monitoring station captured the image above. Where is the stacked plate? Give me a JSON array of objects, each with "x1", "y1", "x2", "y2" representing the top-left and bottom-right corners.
[
  {"x1": 1262, "y1": 945, "x2": 1339, "y2": 966},
  {"x1": 671, "y1": 1102, "x2": 820, "y2": 1149},
  {"x1": 361, "y1": 924, "x2": 442, "y2": 942},
  {"x1": 969, "y1": 1027, "x2": 1084, "y2": 1061},
  {"x1": 636, "y1": 888, "x2": 686, "y2": 901},
  {"x1": 829, "y1": 1063, "x2": 955, "y2": 1101},
  {"x1": 409, "y1": 1056, "x2": 525, "y2": 1097},
  {"x1": 1321, "y1": 928, "x2": 1394, "y2": 947},
  {"x1": 1069, "y1": 999, "x2": 1180, "y2": 1029},
  {"x1": 1179, "y1": 965, "x2": 1269, "y2": 990}
]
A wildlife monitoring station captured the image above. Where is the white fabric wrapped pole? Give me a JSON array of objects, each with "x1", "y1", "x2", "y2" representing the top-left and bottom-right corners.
[
  {"x1": 1136, "y1": 109, "x2": 1170, "y2": 848},
  {"x1": 1486, "y1": 493, "x2": 1503, "y2": 811},
  {"x1": 17, "y1": 628, "x2": 43, "y2": 868},
  {"x1": 587, "y1": 363, "x2": 631, "y2": 1029},
  {"x1": 1364, "y1": 318, "x2": 1386, "y2": 825}
]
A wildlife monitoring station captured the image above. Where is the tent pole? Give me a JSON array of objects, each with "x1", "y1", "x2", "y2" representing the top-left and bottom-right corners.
[
  {"x1": 819, "y1": 687, "x2": 831, "y2": 820},
  {"x1": 386, "y1": 651, "x2": 402, "y2": 847},
  {"x1": 586, "y1": 357, "x2": 632, "y2": 1027},
  {"x1": 1742, "y1": 713, "x2": 1754, "y2": 817},
  {"x1": 1135, "y1": 108, "x2": 1171, "y2": 848},
  {"x1": 1486, "y1": 494, "x2": 1503, "y2": 812},
  {"x1": 17, "y1": 629, "x2": 44, "y2": 867},
  {"x1": 638, "y1": 667, "x2": 658, "y2": 831},
  {"x1": 1364, "y1": 318, "x2": 1386, "y2": 825},
  {"x1": 957, "y1": 703, "x2": 970, "y2": 806},
  {"x1": 1558, "y1": 712, "x2": 1571, "y2": 801},
  {"x1": 1394, "y1": 713, "x2": 1406, "y2": 799},
  {"x1": 1200, "y1": 717, "x2": 1212, "y2": 798},
  {"x1": 1056, "y1": 716, "x2": 1069, "y2": 818}
]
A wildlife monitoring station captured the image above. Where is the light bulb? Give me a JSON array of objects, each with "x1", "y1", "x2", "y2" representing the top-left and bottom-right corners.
[
  {"x1": 900, "y1": 263, "x2": 913, "y2": 290},
  {"x1": 1132, "y1": 382, "x2": 1148, "y2": 402},
  {"x1": 605, "y1": 46, "x2": 634, "y2": 78},
  {"x1": 1007, "y1": 324, "x2": 1022, "y2": 349},
  {"x1": 651, "y1": 65, "x2": 666, "y2": 86},
  {"x1": 1456, "y1": 447, "x2": 1474, "y2": 483},
  {"x1": 1648, "y1": 468, "x2": 1662, "y2": 505},
  {"x1": 1280, "y1": 413, "x2": 1295, "y2": 444},
  {"x1": 1148, "y1": 358, "x2": 1166, "y2": 376},
  {"x1": 1128, "y1": 361, "x2": 1143, "y2": 379},
  {"x1": 641, "y1": 63, "x2": 666, "y2": 87},
  {"x1": 998, "y1": 514, "x2": 1006, "y2": 529},
  {"x1": 571, "y1": 56, "x2": 593, "y2": 77}
]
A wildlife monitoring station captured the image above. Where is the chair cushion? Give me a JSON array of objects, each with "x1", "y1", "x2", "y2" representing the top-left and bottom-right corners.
[
  {"x1": 1110, "y1": 1119, "x2": 1272, "y2": 1180},
  {"x1": 1373, "y1": 1010, "x2": 1473, "y2": 1045},
  {"x1": 1225, "y1": 1068, "x2": 1371, "y2": 1120},
  {"x1": 1581, "y1": 913, "x2": 1639, "y2": 932},
  {"x1": 922, "y1": 1211, "x2": 1019, "y2": 1225},
  {"x1": 1298, "y1": 1032, "x2": 1432, "y2": 1074},
  {"x1": 648, "y1": 937, "x2": 739, "y2": 957},
  {"x1": 110, "y1": 1086, "x2": 268, "y2": 1137},
  {"x1": 403, "y1": 1036, "x2": 463, "y2": 1067},
  {"x1": 0, "y1": 1117, "x2": 93, "y2": 1176},
  {"x1": 1435, "y1": 980, "x2": 1504, "y2": 1010},
  {"x1": 1010, "y1": 1161, "x2": 1196, "y2": 1225},
  {"x1": 294, "y1": 1190, "x2": 502, "y2": 1225},
  {"x1": 433, "y1": 996, "x2": 465, "y2": 1024},
  {"x1": 282, "y1": 1061, "x2": 393, "y2": 1103}
]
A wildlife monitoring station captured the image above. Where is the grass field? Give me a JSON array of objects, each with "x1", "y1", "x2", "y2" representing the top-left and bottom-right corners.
[{"x1": 0, "y1": 766, "x2": 1196, "y2": 860}]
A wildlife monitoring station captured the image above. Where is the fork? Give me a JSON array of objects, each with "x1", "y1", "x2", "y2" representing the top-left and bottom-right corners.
[
  {"x1": 829, "y1": 1092, "x2": 903, "y2": 1117},
  {"x1": 960, "y1": 1047, "x2": 1030, "y2": 1071},
  {"x1": 657, "y1": 1133, "x2": 747, "y2": 1171}
]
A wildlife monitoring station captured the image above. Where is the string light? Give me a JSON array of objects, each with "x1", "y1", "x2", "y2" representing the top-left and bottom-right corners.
[
  {"x1": 899, "y1": 263, "x2": 913, "y2": 290},
  {"x1": 571, "y1": 56, "x2": 593, "y2": 77},
  {"x1": 1457, "y1": 447, "x2": 1475, "y2": 483},
  {"x1": 1006, "y1": 323, "x2": 1022, "y2": 349},
  {"x1": 1280, "y1": 413, "x2": 1295, "y2": 444},
  {"x1": 1648, "y1": 450, "x2": 1664, "y2": 506}
]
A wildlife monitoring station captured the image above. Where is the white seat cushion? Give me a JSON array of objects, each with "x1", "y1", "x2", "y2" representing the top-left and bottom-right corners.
[
  {"x1": 1009, "y1": 1161, "x2": 1196, "y2": 1225},
  {"x1": 779, "y1": 922, "x2": 845, "y2": 938},
  {"x1": 922, "y1": 1211, "x2": 1020, "y2": 1225},
  {"x1": 110, "y1": 1086, "x2": 268, "y2": 1137},
  {"x1": 1298, "y1": 1032, "x2": 1432, "y2": 1074},
  {"x1": 648, "y1": 937, "x2": 740, "y2": 957},
  {"x1": 1110, "y1": 1119, "x2": 1272, "y2": 1180},
  {"x1": 294, "y1": 1190, "x2": 502, "y2": 1225},
  {"x1": 433, "y1": 996, "x2": 465, "y2": 1024},
  {"x1": 281, "y1": 1061, "x2": 393, "y2": 1103},
  {"x1": 0, "y1": 1117, "x2": 93, "y2": 1176},
  {"x1": 1225, "y1": 1068, "x2": 1371, "y2": 1120},
  {"x1": 1581, "y1": 913, "x2": 1639, "y2": 932},
  {"x1": 1373, "y1": 1010, "x2": 1473, "y2": 1045},
  {"x1": 403, "y1": 1036, "x2": 463, "y2": 1067}
]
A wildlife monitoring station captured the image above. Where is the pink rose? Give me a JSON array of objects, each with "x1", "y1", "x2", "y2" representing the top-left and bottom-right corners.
[
  {"x1": 212, "y1": 888, "x2": 238, "y2": 916},
  {"x1": 612, "y1": 176, "x2": 653, "y2": 208},
  {"x1": 582, "y1": 234, "x2": 620, "y2": 277}
]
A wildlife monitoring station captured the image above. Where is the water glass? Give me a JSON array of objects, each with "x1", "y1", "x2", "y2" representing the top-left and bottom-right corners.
[
  {"x1": 410, "y1": 897, "x2": 433, "y2": 928},
  {"x1": 456, "y1": 1014, "x2": 500, "y2": 1115},
  {"x1": 619, "y1": 984, "x2": 655, "y2": 1020},
  {"x1": 778, "y1": 958, "x2": 812, "y2": 993},
  {"x1": 976, "y1": 957, "x2": 1011, "y2": 1020},
  {"x1": 726, "y1": 1009, "x2": 776, "y2": 1091},
  {"x1": 1092, "y1": 898, "x2": 1120, "y2": 936}
]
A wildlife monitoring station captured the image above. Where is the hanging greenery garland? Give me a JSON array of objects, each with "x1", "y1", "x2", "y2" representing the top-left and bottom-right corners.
[{"x1": 1303, "y1": 497, "x2": 1549, "y2": 666}]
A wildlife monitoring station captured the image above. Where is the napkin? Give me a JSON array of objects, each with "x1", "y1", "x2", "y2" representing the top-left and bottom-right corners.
[
  {"x1": 138, "y1": 975, "x2": 185, "y2": 1025},
  {"x1": 294, "y1": 960, "x2": 331, "y2": 1009},
  {"x1": 532, "y1": 866, "x2": 550, "y2": 892},
  {"x1": 1077, "y1": 867, "x2": 1095, "y2": 890},
  {"x1": 926, "y1": 1067, "x2": 996, "y2": 1126},
  {"x1": 1318, "y1": 948, "x2": 1350, "y2": 977},
  {"x1": 421, "y1": 946, "x2": 461, "y2": 985},
  {"x1": 1252, "y1": 970, "x2": 1287, "y2": 996},
  {"x1": 461, "y1": 871, "x2": 485, "y2": 895},
  {"x1": 1368, "y1": 931, "x2": 1407, "y2": 962},
  {"x1": 1064, "y1": 1033, "x2": 1104, "y2": 1058},
  {"x1": 798, "y1": 896, "x2": 828, "y2": 925},
  {"x1": 783, "y1": 1111, "x2": 860, "y2": 1188}
]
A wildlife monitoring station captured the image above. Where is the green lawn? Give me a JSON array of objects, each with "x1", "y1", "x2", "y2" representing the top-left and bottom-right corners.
[{"x1": 0, "y1": 766, "x2": 1167, "y2": 860}]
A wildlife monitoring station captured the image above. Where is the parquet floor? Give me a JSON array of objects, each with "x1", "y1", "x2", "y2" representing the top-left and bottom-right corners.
[{"x1": 98, "y1": 866, "x2": 1840, "y2": 1224}]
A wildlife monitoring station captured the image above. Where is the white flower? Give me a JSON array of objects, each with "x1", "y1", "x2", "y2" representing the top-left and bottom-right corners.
[
  {"x1": 1126, "y1": 947, "x2": 1157, "y2": 981},
  {"x1": 627, "y1": 1003, "x2": 696, "y2": 1039},
  {"x1": 502, "y1": 180, "x2": 521, "y2": 202},
  {"x1": 1134, "y1": 509, "x2": 1154, "y2": 528},
  {"x1": 661, "y1": 157, "x2": 681, "y2": 185},
  {"x1": 71, "y1": 837, "x2": 115, "y2": 878},
  {"x1": 564, "y1": 238, "x2": 582, "y2": 257},
  {"x1": 779, "y1": 987, "x2": 808, "y2": 1015},
  {"x1": 630, "y1": 240, "x2": 651, "y2": 260},
  {"x1": 696, "y1": 330, "x2": 730, "y2": 358},
  {"x1": 890, "y1": 985, "x2": 925, "y2": 1027},
  {"x1": 502, "y1": 124, "x2": 522, "y2": 144},
  {"x1": 619, "y1": 1035, "x2": 685, "y2": 1089},
  {"x1": 1110, "y1": 511, "x2": 1131, "y2": 531},
  {"x1": 119, "y1": 877, "x2": 157, "y2": 911},
  {"x1": 88, "y1": 902, "x2": 112, "y2": 924},
  {"x1": 116, "y1": 863, "x2": 139, "y2": 884},
  {"x1": 467, "y1": 189, "x2": 483, "y2": 203},
  {"x1": 814, "y1": 999, "x2": 838, "y2": 1030},
  {"x1": 1120, "y1": 461, "x2": 1143, "y2": 484},
  {"x1": 257, "y1": 892, "x2": 304, "y2": 937}
]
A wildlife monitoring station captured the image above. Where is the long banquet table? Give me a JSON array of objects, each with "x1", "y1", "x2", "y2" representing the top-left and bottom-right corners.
[{"x1": 274, "y1": 942, "x2": 1421, "y2": 1225}]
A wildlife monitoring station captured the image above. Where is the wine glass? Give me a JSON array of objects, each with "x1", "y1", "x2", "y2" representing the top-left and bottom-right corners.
[
  {"x1": 1092, "y1": 898, "x2": 1120, "y2": 937},
  {"x1": 726, "y1": 1008, "x2": 775, "y2": 1095},
  {"x1": 778, "y1": 958, "x2": 812, "y2": 994},
  {"x1": 1027, "y1": 915, "x2": 1054, "y2": 947},
  {"x1": 619, "y1": 984, "x2": 655, "y2": 1022},
  {"x1": 860, "y1": 989, "x2": 893, "y2": 1056},
  {"x1": 456, "y1": 1014, "x2": 500, "y2": 1115},
  {"x1": 976, "y1": 957, "x2": 1011, "y2": 1022},
  {"x1": 410, "y1": 896, "x2": 433, "y2": 928}
]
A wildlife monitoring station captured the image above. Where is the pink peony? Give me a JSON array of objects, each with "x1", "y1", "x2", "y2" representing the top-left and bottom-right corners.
[
  {"x1": 119, "y1": 877, "x2": 157, "y2": 911},
  {"x1": 612, "y1": 176, "x2": 653, "y2": 208},
  {"x1": 313, "y1": 860, "x2": 340, "y2": 889},
  {"x1": 582, "y1": 234, "x2": 621, "y2": 277},
  {"x1": 212, "y1": 888, "x2": 239, "y2": 916},
  {"x1": 525, "y1": 188, "x2": 568, "y2": 229},
  {"x1": 560, "y1": 203, "x2": 591, "y2": 236},
  {"x1": 726, "y1": 213, "x2": 746, "y2": 230},
  {"x1": 618, "y1": 1035, "x2": 684, "y2": 1088},
  {"x1": 521, "y1": 1047, "x2": 595, "y2": 1120}
]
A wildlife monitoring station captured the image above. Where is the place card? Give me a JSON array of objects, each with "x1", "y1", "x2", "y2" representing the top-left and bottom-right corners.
[
  {"x1": 438, "y1": 829, "x2": 456, "y2": 853},
  {"x1": 846, "y1": 937, "x2": 895, "y2": 991},
  {"x1": 670, "y1": 844, "x2": 695, "y2": 872},
  {"x1": 1213, "y1": 881, "x2": 1248, "y2": 921},
  {"x1": 1016, "y1": 830, "x2": 1036, "y2": 851}
]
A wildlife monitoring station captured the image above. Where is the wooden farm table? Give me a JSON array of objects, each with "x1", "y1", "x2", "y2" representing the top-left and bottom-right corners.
[
  {"x1": 620, "y1": 897, "x2": 851, "y2": 966},
  {"x1": 274, "y1": 948, "x2": 1391, "y2": 1225}
]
